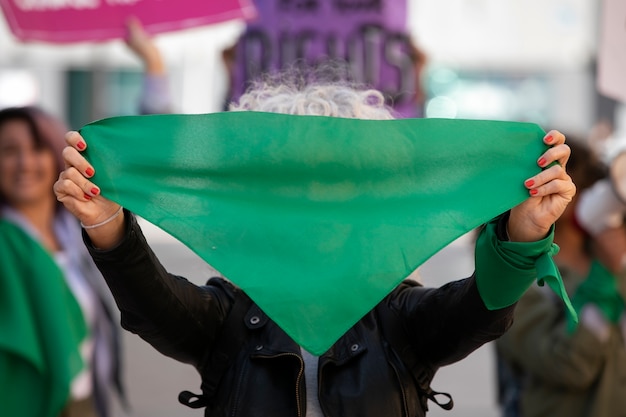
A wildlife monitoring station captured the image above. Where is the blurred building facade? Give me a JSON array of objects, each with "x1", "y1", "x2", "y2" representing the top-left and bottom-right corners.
[
  {"x1": 0, "y1": 0, "x2": 621, "y2": 136},
  {"x1": 0, "y1": 17, "x2": 243, "y2": 128}
]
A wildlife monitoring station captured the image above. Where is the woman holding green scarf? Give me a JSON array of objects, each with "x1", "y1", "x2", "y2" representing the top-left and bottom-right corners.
[
  {"x1": 54, "y1": 79, "x2": 576, "y2": 417},
  {"x1": 0, "y1": 107, "x2": 124, "y2": 417}
]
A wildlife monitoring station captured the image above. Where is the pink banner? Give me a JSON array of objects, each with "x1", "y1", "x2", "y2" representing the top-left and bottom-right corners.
[{"x1": 0, "y1": 0, "x2": 257, "y2": 43}]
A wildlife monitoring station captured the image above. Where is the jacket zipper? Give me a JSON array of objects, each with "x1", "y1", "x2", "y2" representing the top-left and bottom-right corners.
[{"x1": 252, "y1": 352, "x2": 305, "y2": 417}]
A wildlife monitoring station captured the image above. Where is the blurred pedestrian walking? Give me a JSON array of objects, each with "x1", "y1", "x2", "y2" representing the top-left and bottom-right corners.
[{"x1": 0, "y1": 106, "x2": 125, "y2": 417}]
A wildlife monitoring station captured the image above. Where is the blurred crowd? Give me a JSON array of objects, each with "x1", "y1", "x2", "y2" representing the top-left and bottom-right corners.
[{"x1": 1, "y1": 2, "x2": 626, "y2": 417}]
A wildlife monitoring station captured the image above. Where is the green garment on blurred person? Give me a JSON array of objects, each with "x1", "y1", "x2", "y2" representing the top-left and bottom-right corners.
[
  {"x1": 496, "y1": 263, "x2": 626, "y2": 417},
  {"x1": 0, "y1": 219, "x2": 87, "y2": 417}
]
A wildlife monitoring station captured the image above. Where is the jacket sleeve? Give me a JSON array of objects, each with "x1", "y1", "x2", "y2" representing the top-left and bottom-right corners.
[
  {"x1": 390, "y1": 277, "x2": 514, "y2": 367},
  {"x1": 389, "y1": 214, "x2": 554, "y2": 367},
  {"x1": 83, "y1": 210, "x2": 230, "y2": 367},
  {"x1": 496, "y1": 287, "x2": 607, "y2": 389}
]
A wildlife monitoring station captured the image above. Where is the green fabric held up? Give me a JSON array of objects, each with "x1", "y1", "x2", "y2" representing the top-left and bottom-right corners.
[
  {"x1": 82, "y1": 112, "x2": 555, "y2": 354},
  {"x1": 0, "y1": 219, "x2": 87, "y2": 417}
]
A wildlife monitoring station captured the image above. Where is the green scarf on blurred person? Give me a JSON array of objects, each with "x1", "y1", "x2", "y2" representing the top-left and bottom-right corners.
[
  {"x1": 567, "y1": 260, "x2": 626, "y2": 333},
  {"x1": 0, "y1": 219, "x2": 87, "y2": 417}
]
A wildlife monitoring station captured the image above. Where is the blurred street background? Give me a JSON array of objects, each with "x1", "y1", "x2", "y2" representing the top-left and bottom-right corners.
[
  {"x1": 1, "y1": 1, "x2": 622, "y2": 135},
  {"x1": 1, "y1": 0, "x2": 625, "y2": 416}
]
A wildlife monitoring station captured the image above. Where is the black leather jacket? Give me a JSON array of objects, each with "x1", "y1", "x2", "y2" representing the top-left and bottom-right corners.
[{"x1": 86, "y1": 213, "x2": 515, "y2": 417}]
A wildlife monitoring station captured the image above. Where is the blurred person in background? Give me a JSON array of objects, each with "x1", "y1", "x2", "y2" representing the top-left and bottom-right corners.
[
  {"x1": 124, "y1": 16, "x2": 172, "y2": 115},
  {"x1": 53, "y1": 69, "x2": 576, "y2": 417},
  {"x1": 0, "y1": 106, "x2": 125, "y2": 417},
  {"x1": 0, "y1": 19, "x2": 170, "y2": 417},
  {"x1": 495, "y1": 138, "x2": 626, "y2": 417}
]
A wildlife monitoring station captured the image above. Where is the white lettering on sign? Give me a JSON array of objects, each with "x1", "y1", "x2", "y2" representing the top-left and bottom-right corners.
[
  {"x1": 105, "y1": 0, "x2": 141, "y2": 5},
  {"x1": 15, "y1": 0, "x2": 99, "y2": 10},
  {"x1": 13, "y1": 0, "x2": 140, "y2": 10}
]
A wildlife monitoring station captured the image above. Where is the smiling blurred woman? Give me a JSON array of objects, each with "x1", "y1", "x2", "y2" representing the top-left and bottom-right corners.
[{"x1": 0, "y1": 106, "x2": 124, "y2": 417}]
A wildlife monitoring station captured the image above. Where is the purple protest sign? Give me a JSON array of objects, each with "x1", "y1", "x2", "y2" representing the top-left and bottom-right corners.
[
  {"x1": 231, "y1": 0, "x2": 421, "y2": 118},
  {"x1": 0, "y1": 0, "x2": 257, "y2": 43}
]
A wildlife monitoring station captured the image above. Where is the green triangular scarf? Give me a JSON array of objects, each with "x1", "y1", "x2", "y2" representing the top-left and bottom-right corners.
[
  {"x1": 81, "y1": 112, "x2": 561, "y2": 354},
  {"x1": 0, "y1": 219, "x2": 87, "y2": 417}
]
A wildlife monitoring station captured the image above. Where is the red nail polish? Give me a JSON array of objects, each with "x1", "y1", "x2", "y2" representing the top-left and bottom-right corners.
[
  {"x1": 85, "y1": 167, "x2": 94, "y2": 177},
  {"x1": 90, "y1": 187, "x2": 99, "y2": 196},
  {"x1": 84, "y1": 193, "x2": 92, "y2": 200},
  {"x1": 544, "y1": 135, "x2": 553, "y2": 144},
  {"x1": 537, "y1": 157, "x2": 546, "y2": 167},
  {"x1": 76, "y1": 141, "x2": 86, "y2": 150},
  {"x1": 524, "y1": 179, "x2": 535, "y2": 188},
  {"x1": 530, "y1": 189, "x2": 538, "y2": 196}
]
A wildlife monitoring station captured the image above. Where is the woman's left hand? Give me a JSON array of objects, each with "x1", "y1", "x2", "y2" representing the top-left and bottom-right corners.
[{"x1": 508, "y1": 130, "x2": 576, "y2": 242}]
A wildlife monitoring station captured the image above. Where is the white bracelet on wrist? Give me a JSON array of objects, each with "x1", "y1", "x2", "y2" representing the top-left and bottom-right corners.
[{"x1": 81, "y1": 206, "x2": 123, "y2": 230}]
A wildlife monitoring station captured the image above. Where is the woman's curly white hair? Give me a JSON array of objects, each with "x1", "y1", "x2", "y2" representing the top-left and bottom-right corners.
[{"x1": 229, "y1": 63, "x2": 395, "y2": 120}]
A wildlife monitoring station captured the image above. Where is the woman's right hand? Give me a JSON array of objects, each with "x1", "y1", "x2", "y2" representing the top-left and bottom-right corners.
[{"x1": 54, "y1": 131, "x2": 125, "y2": 249}]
